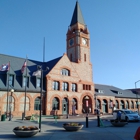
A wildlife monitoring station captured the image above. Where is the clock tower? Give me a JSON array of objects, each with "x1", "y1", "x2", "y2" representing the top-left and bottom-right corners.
[{"x1": 66, "y1": 1, "x2": 90, "y2": 64}]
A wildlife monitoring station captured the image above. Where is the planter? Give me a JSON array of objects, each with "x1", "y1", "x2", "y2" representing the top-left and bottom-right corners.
[
  {"x1": 63, "y1": 122, "x2": 84, "y2": 131},
  {"x1": 110, "y1": 120, "x2": 128, "y2": 127},
  {"x1": 13, "y1": 126, "x2": 39, "y2": 137}
]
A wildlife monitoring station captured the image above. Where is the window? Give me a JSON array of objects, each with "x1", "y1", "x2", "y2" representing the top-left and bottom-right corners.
[
  {"x1": 131, "y1": 101, "x2": 134, "y2": 109},
  {"x1": 61, "y1": 69, "x2": 70, "y2": 76},
  {"x1": 53, "y1": 81, "x2": 59, "y2": 90},
  {"x1": 95, "y1": 89, "x2": 103, "y2": 93},
  {"x1": 109, "y1": 100, "x2": 113, "y2": 109},
  {"x1": 118, "y1": 92, "x2": 123, "y2": 95},
  {"x1": 70, "y1": 54, "x2": 72, "y2": 61},
  {"x1": 9, "y1": 75, "x2": 14, "y2": 87},
  {"x1": 37, "y1": 78, "x2": 41, "y2": 88},
  {"x1": 71, "y1": 83, "x2": 77, "y2": 92},
  {"x1": 84, "y1": 54, "x2": 86, "y2": 61},
  {"x1": 126, "y1": 101, "x2": 129, "y2": 109},
  {"x1": 23, "y1": 76, "x2": 29, "y2": 87},
  {"x1": 52, "y1": 97, "x2": 59, "y2": 110},
  {"x1": 62, "y1": 82, "x2": 68, "y2": 91},
  {"x1": 34, "y1": 97, "x2": 40, "y2": 110},
  {"x1": 135, "y1": 101, "x2": 138, "y2": 108},
  {"x1": 83, "y1": 84, "x2": 86, "y2": 90}
]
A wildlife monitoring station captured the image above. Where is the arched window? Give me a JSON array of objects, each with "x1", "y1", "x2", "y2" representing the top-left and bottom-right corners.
[
  {"x1": 72, "y1": 98, "x2": 77, "y2": 109},
  {"x1": 96, "y1": 99, "x2": 101, "y2": 109},
  {"x1": 135, "y1": 101, "x2": 138, "y2": 109},
  {"x1": 34, "y1": 97, "x2": 40, "y2": 110},
  {"x1": 61, "y1": 69, "x2": 70, "y2": 76},
  {"x1": 52, "y1": 81, "x2": 59, "y2": 90},
  {"x1": 62, "y1": 82, "x2": 69, "y2": 91},
  {"x1": 131, "y1": 101, "x2": 134, "y2": 109},
  {"x1": 126, "y1": 101, "x2": 129, "y2": 109},
  {"x1": 115, "y1": 100, "x2": 119, "y2": 109},
  {"x1": 52, "y1": 97, "x2": 59, "y2": 110},
  {"x1": 120, "y1": 100, "x2": 125, "y2": 109},
  {"x1": 8, "y1": 95, "x2": 15, "y2": 111}
]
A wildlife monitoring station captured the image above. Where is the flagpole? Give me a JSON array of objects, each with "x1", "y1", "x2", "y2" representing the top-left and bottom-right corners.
[
  {"x1": 43, "y1": 37, "x2": 45, "y2": 62},
  {"x1": 23, "y1": 56, "x2": 28, "y2": 120},
  {"x1": 6, "y1": 61, "x2": 10, "y2": 118}
]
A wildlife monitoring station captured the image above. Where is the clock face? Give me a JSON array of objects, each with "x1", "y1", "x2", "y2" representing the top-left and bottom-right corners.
[
  {"x1": 82, "y1": 38, "x2": 87, "y2": 45},
  {"x1": 69, "y1": 38, "x2": 74, "y2": 46}
]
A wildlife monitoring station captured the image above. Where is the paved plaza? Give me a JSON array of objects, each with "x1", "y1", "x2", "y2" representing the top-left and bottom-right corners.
[{"x1": 0, "y1": 115, "x2": 139, "y2": 140}]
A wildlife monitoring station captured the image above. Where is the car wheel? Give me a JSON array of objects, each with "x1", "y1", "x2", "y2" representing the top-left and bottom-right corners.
[{"x1": 125, "y1": 117, "x2": 129, "y2": 122}]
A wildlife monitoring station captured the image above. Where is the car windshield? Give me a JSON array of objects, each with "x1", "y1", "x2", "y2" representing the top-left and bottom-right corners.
[{"x1": 124, "y1": 110, "x2": 136, "y2": 114}]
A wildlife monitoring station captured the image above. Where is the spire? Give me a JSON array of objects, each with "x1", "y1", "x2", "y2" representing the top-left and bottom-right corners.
[{"x1": 70, "y1": 1, "x2": 85, "y2": 26}]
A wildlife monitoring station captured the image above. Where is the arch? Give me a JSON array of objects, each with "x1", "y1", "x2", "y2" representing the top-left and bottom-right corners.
[
  {"x1": 126, "y1": 100, "x2": 129, "y2": 109},
  {"x1": 60, "y1": 68, "x2": 70, "y2": 76},
  {"x1": 52, "y1": 97, "x2": 59, "y2": 110},
  {"x1": 131, "y1": 100, "x2": 134, "y2": 109},
  {"x1": 62, "y1": 97, "x2": 68, "y2": 115},
  {"x1": 1, "y1": 92, "x2": 18, "y2": 113},
  {"x1": 34, "y1": 97, "x2": 40, "y2": 110},
  {"x1": 71, "y1": 98, "x2": 78, "y2": 115},
  {"x1": 49, "y1": 94, "x2": 64, "y2": 114},
  {"x1": 120, "y1": 100, "x2": 125, "y2": 109},
  {"x1": 80, "y1": 93, "x2": 94, "y2": 114},
  {"x1": 97, "y1": 99, "x2": 101, "y2": 109},
  {"x1": 135, "y1": 101, "x2": 138, "y2": 109},
  {"x1": 115, "y1": 100, "x2": 119, "y2": 109},
  {"x1": 102, "y1": 99, "x2": 108, "y2": 113},
  {"x1": 18, "y1": 93, "x2": 33, "y2": 112}
]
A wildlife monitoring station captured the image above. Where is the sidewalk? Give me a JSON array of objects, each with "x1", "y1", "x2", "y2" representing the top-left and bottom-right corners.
[{"x1": 0, "y1": 115, "x2": 138, "y2": 140}]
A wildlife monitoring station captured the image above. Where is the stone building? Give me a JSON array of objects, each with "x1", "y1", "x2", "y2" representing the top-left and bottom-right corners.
[
  {"x1": 0, "y1": 1, "x2": 139, "y2": 117},
  {"x1": 0, "y1": 2, "x2": 94, "y2": 117}
]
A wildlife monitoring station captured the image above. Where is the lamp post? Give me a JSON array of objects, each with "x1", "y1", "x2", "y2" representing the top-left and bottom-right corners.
[
  {"x1": 85, "y1": 96, "x2": 89, "y2": 128},
  {"x1": 94, "y1": 94, "x2": 97, "y2": 110},
  {"x1": 94, "y1": 94, "x2": 100, "y2": 127},
  {"x1": 66, "y1": 94, "x2": 69, "y2": 119},
  {"x1": 37, "y1": 65, "x2": 49, "y2": 132},
  {"x1": 135, "y1": 80, "x2": 140, "y2": 114},
  {"x1": 9, "y1": 89, "x2": 14, "y2": 121}
]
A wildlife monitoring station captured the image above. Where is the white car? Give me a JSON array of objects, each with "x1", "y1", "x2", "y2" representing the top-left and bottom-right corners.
[{"x1": 113, "y1": 109, "x2": 140, "y2": 122}]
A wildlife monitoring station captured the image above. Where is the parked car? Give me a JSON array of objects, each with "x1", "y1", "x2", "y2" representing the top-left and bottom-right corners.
[{"x1": 113, "y1": 109, "x2": 140, "y2": 122}]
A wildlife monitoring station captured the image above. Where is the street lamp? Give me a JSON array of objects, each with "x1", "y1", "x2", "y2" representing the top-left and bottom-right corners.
[
  {"x1": 66, "y1": 94, "x2": 69, "y2": 119},
  {"x1": 37, "y1": 65, "x2": 49, "y2": 132},
  {"x1": 9, "y1": 89, "x2": 14, "y2": 121},
  {"x1": 135, "y1": 80, "x2": 140, "y2": 114},
  {"x1": 94, "y1": 94, "x2": 97, "y2": 110},
  {"x1": 85, "y1": 96, "x2": 89, "y2": 128}
]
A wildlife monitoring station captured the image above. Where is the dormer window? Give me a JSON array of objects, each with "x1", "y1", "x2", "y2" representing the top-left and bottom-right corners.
[
  {"x1": 9, "y1": 74, "x2": 14, "y2": 87},
  {"x1": 37, "y1": 78, "x2": 41, "y2": 88},
  {"x1": 61, "y1": 69, "x2": 70, "y2": 76},
  {"x1": 23, "y1": 76, "x2": 29, "y2": 87},
  {"x1": 95, "y1": 89, "x2": 104, "y2": 93},
  {"x1": 118, "y1": 92, "x2": 123, "y2": 95}
]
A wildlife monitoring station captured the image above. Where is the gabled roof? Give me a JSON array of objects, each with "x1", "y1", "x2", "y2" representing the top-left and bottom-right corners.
[
  {"x1": 95, "y1": 84, "x2": 137, "y2": 98},
  {"x1": 0, "y1": 53, "x2": 62, "y2": 92},
  {"x1": 70, "y1": 1, "x2": 85, "y2": 26}
]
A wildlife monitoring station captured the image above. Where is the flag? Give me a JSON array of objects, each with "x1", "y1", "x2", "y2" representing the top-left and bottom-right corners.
[
  {"x1": 32, "y1": 70, "x2": 41, "y2": 76},
  {"x1": 0, "y1": 62, "x2": 10, "y2": 71},
  {"x1": 21, "y1": 60, "x2": 27, "y2": 73}
]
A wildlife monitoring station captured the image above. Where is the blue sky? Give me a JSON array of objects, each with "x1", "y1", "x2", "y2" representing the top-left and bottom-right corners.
[{"x1": 0, "y1": 0, "x2": 140, "y2": 89}]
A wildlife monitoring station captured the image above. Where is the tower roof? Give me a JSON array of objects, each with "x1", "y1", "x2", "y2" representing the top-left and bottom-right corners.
[{"x1": 70, "y1": 1, "x2": 85, "y2": 26}]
